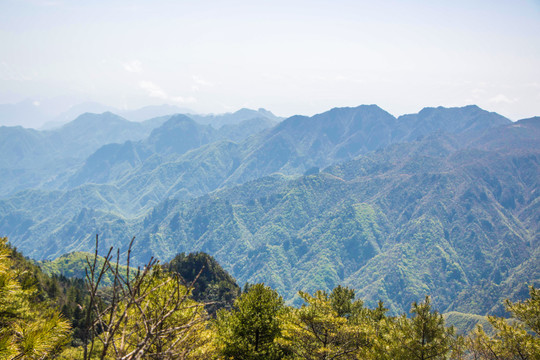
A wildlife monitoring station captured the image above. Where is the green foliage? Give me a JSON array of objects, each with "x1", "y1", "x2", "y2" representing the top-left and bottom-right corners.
[
  {"x1": 0, "y1": 237, "x2": 71, "y2": 359},
  {"x1": 72, "y1": 134, "x2": 535, "y2": 315},
  {"x1": 281, "y1": 286, "x2": 375, "y2": 359},
  {"x1": 77, "y1": 236, "x2": 220, "y2": 360},
  {"x1": 330, "y1": 285, "x2": 363, "y2": 318},
  {"x1": 2, "y1": 106, "x2": 539, "y2": 318},
  {"x1": 2, "y1": 238, "x2": 90, "y2": 346},
  {"x1": 467, "y1": 286, "x2": 540, "y2": 359},
  {"x1": 2, "y1": 230, "x2": 540, "y2": 360},
  {"x1": 165, "y1": 252, "x2": 241, "y2": 315},
  {"x1": 443, "y1": 312, "x2": 494, "y2": 336},
  {"x1": 38, "y1": 251, "x2": 133, "y2": 288},
  {"x1": 99, "y1": 268, "x2": 214, "y2": 359},
  {"x1": 505, "y1": 285, "x2": 540, "y2": 335},
  {"x1": 394, "y1": 296, "x2": 455, "y2": 360},
  {"x1": 215, "y1": 283, "x2": 286, "y2": 359}
]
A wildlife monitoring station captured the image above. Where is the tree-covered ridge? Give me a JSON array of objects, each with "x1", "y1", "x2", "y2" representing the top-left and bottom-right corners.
[
  {"x1": 0, "y1": 239, "x2": 540, "y2": 360},
  {"x1": 38, "y1": 251, "x2": 134, "y2": 288},
  {"x1": 1, "y1": 105, "x2": 513, "y2": 221},
  {"x1": 165, "y1": 252, "x2": 241, "y2": 315},
  {"x1": 1, "y1": 237, "x2": 539, "y2": 359},
  {"x1": 36, "y1": 249, "x2": 241, "y2": 315},
  {"x1": 0, "y1": 105, "x2": 517, "y2": 238},
  {"x1": 129, "y1": 131, "x2": 539, "y2": 314},
  {"x1": 34, "y1": 246, "x2": 240, "y2": 310},
  {"x1": 0, "y1": 112, "x2": 167, "y2": 197},
  {"x1": 0, "y1": 108, "x2": 277, "y2": 198},
  {"x1": 1, "y1": 105, "x2": 538, "y2": 317}
]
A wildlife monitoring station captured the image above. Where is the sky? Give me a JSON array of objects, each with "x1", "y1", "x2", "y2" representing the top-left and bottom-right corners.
[{"x1": 1, "y1": 0, "x2": 540, "y2": 125}]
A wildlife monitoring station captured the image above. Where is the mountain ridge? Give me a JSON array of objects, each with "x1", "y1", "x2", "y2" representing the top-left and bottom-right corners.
[{"x1": 0, "y1": 104, "x2": 537, "y2": 316}]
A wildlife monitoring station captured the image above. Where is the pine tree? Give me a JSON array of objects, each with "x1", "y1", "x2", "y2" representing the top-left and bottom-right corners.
[
  {"x1": 280, "y1": 286, "x2": 374, "y2": 359},
  {"x1": 82, "y1": 236, "x2": 214, "y2": 360},
  {"x1": 0, "y1": 237, "x2": 71, "y2": 359},
  {"x1": 467, "y1": 286, "x2": 540, "y2": 359},
  {"x1": 390, "y1": 296, "x2": 454, "y2": 360},
  {"x1": 215, "y1": 283, "x2": 286, "y2": 360}
]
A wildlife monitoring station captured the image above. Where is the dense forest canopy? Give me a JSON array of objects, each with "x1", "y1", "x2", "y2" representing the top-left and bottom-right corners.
[
  {"x1": 0, "y1": 104, "x2": 539, "y2": 358},
  {"x1": 1, "y1": 237, "x2": 539, "y2": 359}
]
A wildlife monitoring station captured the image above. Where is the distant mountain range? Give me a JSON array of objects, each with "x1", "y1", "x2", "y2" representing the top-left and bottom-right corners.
[
  {"x1": 0, "y1": 100, "x2": 195, "y2": 129},
  {"x1": 0, "y1": 108, "x2": 280, "y2": 196},
  {"x1": 0, "y1": 104, "x2": 538, "y2": 316},
  {"x1": 0, "y1": 99, "x2": 283, "y2": 130}
]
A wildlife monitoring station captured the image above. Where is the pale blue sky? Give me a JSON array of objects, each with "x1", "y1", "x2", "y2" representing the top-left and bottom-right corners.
[{"x1": 1, "y1": 0, "x2": 539, "y2": 123}]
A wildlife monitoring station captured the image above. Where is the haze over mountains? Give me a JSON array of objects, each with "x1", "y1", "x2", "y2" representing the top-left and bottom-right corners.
[
  {"x1": 0, "y1": 103, "x2": 538, "y2": 315},
  {"x1": 0, "y1": 101, "x2": 196, "y2": 129},
  {"x1": 0, "y1": 108, "x2": 280, "y2": 196}
]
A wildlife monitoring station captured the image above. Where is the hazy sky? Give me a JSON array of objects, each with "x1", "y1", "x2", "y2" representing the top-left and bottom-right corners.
[{"x1": 1, "y1": 0, "x2": 540, "y2": 122}]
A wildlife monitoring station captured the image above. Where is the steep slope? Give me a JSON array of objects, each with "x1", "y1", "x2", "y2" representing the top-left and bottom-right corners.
[
  {"x1": 63, "y1": 115, "x2": 277, "y2": 190},
  {"x1": 394, "y1": 105, "x2": 510, "y2": 142},
  {"x1": 54, "y1": 105, "x2": 399, "y2": 215},
  {"x1": 223, "y1": 105, "x2": 398, "y2": 185},
  {"x1": 6, "y1": 120, "x2": 536, "y2": 314},
  {"x1": 101, "y1": 105, "x2": 509, "y2": 211},
  {"x1": 1, "y1": 106, "x2": 517, "y2": 243},
  {"x1": 1, "y1": 106, "x2": 534, "y2": 316},
  {"x1": 0, "y1": 112, "x2": 167, "y2": 196},
  {"x1": 0, "y1": 126, "x2": 53, "y2": 168},
  {"x1": 130, "y1": 135, "x2": 538, "y2": 314},
  {"x1": 217, "y1": 117, "x2": 277, "y2": 142},
  {"x1": 144, "y1": 114, "x2": 216, "y2": 155},
  {"x1": 469, "y1": 116, "x2": 540, "y2": 152},
  {"x1": 0, "y1": 107, "x2": 282, "y2": 198},
  {"x1": 66, "y1": 141, "x2": 152, "y2": 186},
  {"x1": 131, "y1": 105, "x2": 511, "y2": 198},
  {"x1": 0, "y1": 176, "x2": 152, "y2": 260},
  {"x1": 48, "y1": 112, "x2": 157, "y2": 159}
]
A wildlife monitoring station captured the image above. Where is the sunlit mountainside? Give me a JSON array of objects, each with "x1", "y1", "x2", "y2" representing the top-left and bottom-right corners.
[{"x1": 0, "y1": 104, "x2": 538, "y2": 316}]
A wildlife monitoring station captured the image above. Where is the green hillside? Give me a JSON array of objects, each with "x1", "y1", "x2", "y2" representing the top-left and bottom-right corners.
[
  {"x1": 443, "y1": 312, "x2": 495, "y2": 335},
  {"x1": 38, "y1": 251, "x2": 135, "y2": 287},
  {"x1": 129, "y1": 134, "x2": 538, "y2": 314},
  {"x1": 1, "y1": 105, "x2": 538, "y2": 316}
]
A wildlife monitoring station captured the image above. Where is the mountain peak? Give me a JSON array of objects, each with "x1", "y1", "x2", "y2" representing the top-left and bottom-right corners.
[
  {"x1": 120, "y1": 104, "x2": 194, "y2": 122},
  {"x1": 394, "y1": 105, "x2": 511, "y2": 143},
  {"x1": 319, "y1": 104, "x2": 394, "y2": 118},
  {"x1": 416, "y1": 104, "x2": 494, "y2": 116},
  {"x1": 148, "y1": 114, "x2": 200, "y2": 140},
  {"x1": 146, "y1": 113, "x2": 215, "y2": 155},
  {"x1": 515, "y1": 116, "x2": 540, "y2": 127},
  {"x1": 161, "y1": 113, "x2": 196, "y2": 126},
  {"x1": 257, "y1": 108, "x2": 281, "y2": 121},
  {"x1": 233, "y1": 108, "x2": 258, "y2": 115},
  {"x1": 67, "y1": 111, "x2": 128, "y2": 125}
]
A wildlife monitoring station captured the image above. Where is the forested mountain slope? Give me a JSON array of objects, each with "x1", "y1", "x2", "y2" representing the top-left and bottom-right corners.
[
  {"x1": 35, "y1": 105, "x2": 514, "y2": 218},
  {"x1": 0, "y1": 105, "x2": 537, "y2": 315},
  {"x1": 63, "y1": 114, "x2": 276, "y2": 189},
  {"x1": 127, "y1": 126, "x2": 538, "y2": 314},
  {"x1": 0, "y1": 112, "x2": 167, "y2": 196},
  {"x1": 0, "y1": 108, "x2": 278, "y2": 197}
]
